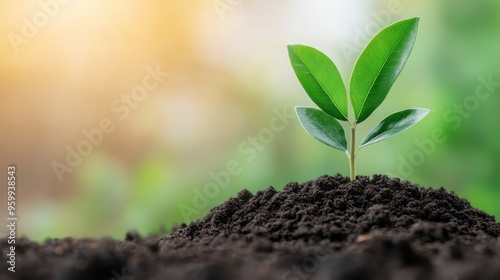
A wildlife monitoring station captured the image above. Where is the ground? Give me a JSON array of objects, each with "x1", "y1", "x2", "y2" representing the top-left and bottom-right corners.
[{"x1": 2, "y1": 175, "x2": 499, "y2": 280}]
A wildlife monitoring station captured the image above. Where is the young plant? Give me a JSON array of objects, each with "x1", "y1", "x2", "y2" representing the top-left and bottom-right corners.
[{"x1": 288, "y1": 17, "x2": 430, "y2": 181}]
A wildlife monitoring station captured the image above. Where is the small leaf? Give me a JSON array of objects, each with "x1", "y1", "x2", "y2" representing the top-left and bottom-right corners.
[
  {"x1": 288, "y1": 45, "x2": 348, "y2": 121},
  {"x1": 295, "y1": 107, "x2": 347, "y2": 151},
  {"x1": 350, "y1": 17, "x2": 419, "y2": 124},
  {"x1": 360, "y1": 108, "x2": 430, "y2": 148}
]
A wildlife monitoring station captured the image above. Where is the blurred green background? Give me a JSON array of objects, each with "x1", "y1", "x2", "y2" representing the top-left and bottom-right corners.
[{"x1": 0, "y1": 0, "x2": 499, "y2": 241}]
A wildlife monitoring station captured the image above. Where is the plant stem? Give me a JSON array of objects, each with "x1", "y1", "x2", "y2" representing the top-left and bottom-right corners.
[{"x1": 349, "y1": 126, "x2": 356, "y2": 181}]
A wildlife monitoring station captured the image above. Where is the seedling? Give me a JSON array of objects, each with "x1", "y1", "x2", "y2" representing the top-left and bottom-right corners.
[{"x1": 288, "y1": 17, "x2": 430, "y2": 181}]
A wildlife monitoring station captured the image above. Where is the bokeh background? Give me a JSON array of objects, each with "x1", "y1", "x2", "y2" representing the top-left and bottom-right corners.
[{"x1": 1, "y1": 0, "x2": 499, "y2": 241}]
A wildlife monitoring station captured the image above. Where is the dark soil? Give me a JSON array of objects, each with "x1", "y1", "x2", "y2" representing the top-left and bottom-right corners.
[{"x1": 2, "y1": 175, "x2": 500, "y2": 280}]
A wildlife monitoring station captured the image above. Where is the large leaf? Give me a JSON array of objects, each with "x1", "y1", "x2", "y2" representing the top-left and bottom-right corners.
[
  {"x1": 295, "y1": 107, "x2": 347, "y2": 151},
  {"x1": 288, "y1": 45, "x2": 348, "y2": 121},
  {"x1": 360, "y1": 108, "x2": 430, "y2": 148},
  {"x1": 350, "y1": 17, "x2": 419, "y2": 124}
]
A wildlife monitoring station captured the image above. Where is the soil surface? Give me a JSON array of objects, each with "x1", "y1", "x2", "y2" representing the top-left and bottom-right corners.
[{"x1": 2, "y1": 175, "x2": 500, "y2": 280}]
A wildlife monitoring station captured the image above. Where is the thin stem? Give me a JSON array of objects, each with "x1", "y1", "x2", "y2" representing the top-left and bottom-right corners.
[{"x1": 349, "y1": 126, "x2": 356, "y2": 181}]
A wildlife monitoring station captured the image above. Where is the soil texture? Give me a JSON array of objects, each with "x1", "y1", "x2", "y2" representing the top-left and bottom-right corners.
[{"x1": 2, "y1": 175, "x2": 500, "y2": 280}]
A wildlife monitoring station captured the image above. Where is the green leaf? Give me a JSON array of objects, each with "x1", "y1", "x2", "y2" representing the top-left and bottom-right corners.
[
  {"x1": 288, "y1": 45, "x2": 348, "y2": 121},
  {"x1": 350, "y1": 17, "x2": 419, "y2": 124},
  {"x1": 360, "y1": 108, "x2": 430, "y2": 148},
  {"x1": 295, "y1": 106, "x2": 347, "y2": 151}
]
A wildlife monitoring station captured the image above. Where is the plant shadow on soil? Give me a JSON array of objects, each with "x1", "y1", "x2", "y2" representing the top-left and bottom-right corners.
[{"x1": 2, "y1": 175, "x2": 500, "y2": 280}]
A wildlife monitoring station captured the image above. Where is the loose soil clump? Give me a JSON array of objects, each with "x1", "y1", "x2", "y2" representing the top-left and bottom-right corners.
[{"x1": 2, "y1": 175, "x2": 500, "y2": 280}]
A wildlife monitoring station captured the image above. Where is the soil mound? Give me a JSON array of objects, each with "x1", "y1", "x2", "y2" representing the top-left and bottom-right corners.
[
  {"x1": 165, "y1": 174, "x2": 499, "y2": 244},
  {"x1": 157, "y1": 175, "x2": 500, "y2": 279}
]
